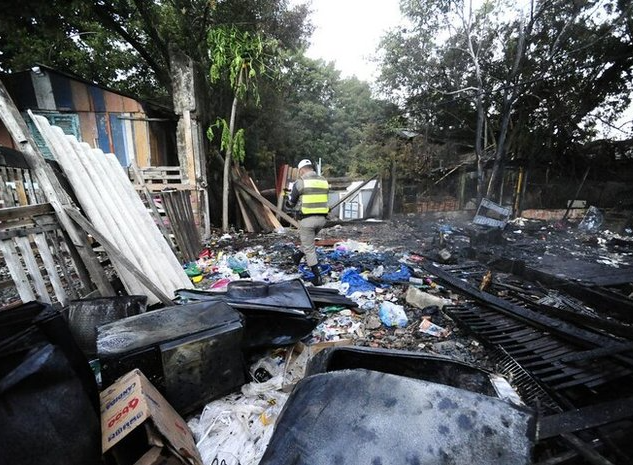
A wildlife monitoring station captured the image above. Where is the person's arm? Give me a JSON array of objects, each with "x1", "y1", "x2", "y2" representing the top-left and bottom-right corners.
[{"x1": 286, "y1": 179, "x2": 303, "y2": 208}]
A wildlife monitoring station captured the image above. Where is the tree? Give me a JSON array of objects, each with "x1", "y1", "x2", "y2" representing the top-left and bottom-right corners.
[
  {"x1": 378, "y1": 0, "x2": 633, "y2": 202},
  {"x1": 207, "y1": 25, "x2": 274, "y2": 232}
]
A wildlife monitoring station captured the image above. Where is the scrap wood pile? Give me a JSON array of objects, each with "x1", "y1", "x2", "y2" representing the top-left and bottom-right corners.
[{"x1": 232, "y1": 165, "x2": 297, "y2": 233}]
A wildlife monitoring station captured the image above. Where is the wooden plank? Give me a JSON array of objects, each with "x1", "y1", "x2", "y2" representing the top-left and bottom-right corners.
[
  {"x1": 0, "y1": 87, "x2": 113, "y2": 296},
  {"x1": 14, "y1": 235, "x2": 52, "y2": 303},
  {"x1": 64, "y1": 206, "x2": 174, "y2": 306},
  {"x1": 48, "y1": 230, "x2": 78, "y2": 300},
  {"x1": 22, "y1": 169, "x2": 38, "y2": 204},
  {"x1": 234, "y1": 180, "x2": 299, "y2": 228},
  {"x1": 78, "y1": 111, "x2": 99, "y2": 147},
  {"x1": 161, "y1": 192, "x2": 192, "y2": 262},
  {"x1": 142, "y1": 184, "x2": 192, "y2": 192},
  {"x1": 14, "y1": 179, "x2": 28, "y2": 206},
  {"x1": 246, "y1": 175, "x2": 282, "y2": 229},
  {"x1": 182, "y1": 191, "x2": 201, "y2": 255},
  {"x1": 0, "y1": 168, "x2": 16, "y2": 208},
  {"x1": 130, "y1": 165, "x2": 181, "y2": 259},
  {"x1": 33, "y1": 232, "x2": 68, "y2": 305},
  {"x1": 0, "y1": 239, "x2": 35, "y2": 302},
  {"x1": 70, "y1": 80, "x2": 91, "y2": 112},
  {"x1": 235, "y1": 189, "x2": 256, "y2": 232},
  {"x1": 0, "y1": 223, "x2": 59, "y2": 241},
  {"x1": 133, "y1": 120, "x2": 151, "y2": 168}
]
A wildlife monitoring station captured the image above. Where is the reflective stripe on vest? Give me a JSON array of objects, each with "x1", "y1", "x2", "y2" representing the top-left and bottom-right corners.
[{"x1": 301, "y1": 178, "x2": 329, "y2": 215}]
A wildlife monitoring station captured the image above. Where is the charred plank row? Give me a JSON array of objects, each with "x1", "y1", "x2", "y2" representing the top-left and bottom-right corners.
[{"x1": 417, "y1": 261, "x2": 633, "y2": 368}]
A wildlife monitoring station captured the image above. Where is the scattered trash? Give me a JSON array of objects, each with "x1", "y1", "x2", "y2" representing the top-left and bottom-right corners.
[
  {"x1": 340, "y1": 268, "x2": 376, "y2": 295},
  {"x1": 380, "y1": 264, "x2": 412, "y2": 282},
  {"x1": 312, "y1": 315, "x2": 363, "y2": 341},
  {"x1": 473, "y1": 198, "x2": 512, "y2": 228},
  {"x1": 479, "y1": 270, "x2": 493, "y2": 291},
  {"x1": 188, "y1": 377, "x2": 288, "y2": 465},
  {"x1": 405, "y1": 286, "x2": 452, "y2": 310},
  {"x1": 185, "y1": 262, "x2": 203, "y2": 277},
  {"x1": 578, "y1": 205, "x2": 604, "y2": 233},
  {"x1": 378, "y1": 301, "x2": 408, "y2": 327},
  {"x1": 419, "y1": 318, "x2": 450, "y2": 337}
]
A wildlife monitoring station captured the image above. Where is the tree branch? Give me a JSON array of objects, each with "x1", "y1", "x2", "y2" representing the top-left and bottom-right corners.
[{"x1": 90, "y1": 5, "x2": 171, "y2": 87}]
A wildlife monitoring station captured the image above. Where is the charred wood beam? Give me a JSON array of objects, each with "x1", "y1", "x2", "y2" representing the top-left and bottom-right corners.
[{"x1": 539, "y1": 396, "x2": 633, "y2": 440}]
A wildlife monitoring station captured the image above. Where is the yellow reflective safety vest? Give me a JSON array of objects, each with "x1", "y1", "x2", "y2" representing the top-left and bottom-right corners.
[{"x1": 300, "y1": 176, "x2": 329, "y2": 215}]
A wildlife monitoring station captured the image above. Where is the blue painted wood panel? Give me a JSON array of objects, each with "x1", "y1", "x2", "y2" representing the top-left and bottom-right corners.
[
  {"x1": 88, "y1": 85, "x2": 106, "y2": 112},
  {"x1": 109, "y1": 113, "x2": 129, "y2": 166},
  {"x1": 48, "y1": 72, "x2": 73, "y2": 110},
  {"x1": 95, "y1": 113, "x2": 111, "y2": 153}
]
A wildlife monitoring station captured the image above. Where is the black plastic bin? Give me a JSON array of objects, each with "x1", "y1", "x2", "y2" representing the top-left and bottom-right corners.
[{"x1": 97, "y1": 300, "x2": 246, "y2": 415}]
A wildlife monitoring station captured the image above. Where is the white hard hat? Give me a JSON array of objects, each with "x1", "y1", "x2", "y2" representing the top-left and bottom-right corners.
[{"x1": 297, "y1": 159, "x2": 312, "y2": 170}]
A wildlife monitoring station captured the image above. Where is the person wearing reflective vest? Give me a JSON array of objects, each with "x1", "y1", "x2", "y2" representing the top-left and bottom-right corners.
[{"x1": 286, "y1": 159, "x2": 329, "y2": 285}]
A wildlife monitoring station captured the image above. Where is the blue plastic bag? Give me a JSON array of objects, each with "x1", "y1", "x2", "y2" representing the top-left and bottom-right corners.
[{"x1": 378, "y1": 301, "x2": 408, "y2": 328}]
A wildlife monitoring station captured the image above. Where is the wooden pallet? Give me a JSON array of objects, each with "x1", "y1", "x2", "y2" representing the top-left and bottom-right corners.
[
  {"x1": 0, "y1": 203, "x2": 85, "y2": 306},
  {"x1": 130, "y1": 166, "x2": 191, "y2": 191}
]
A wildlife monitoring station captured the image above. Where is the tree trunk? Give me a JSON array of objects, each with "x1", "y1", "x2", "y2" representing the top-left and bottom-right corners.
[
  {"x1": 486, "y1": 23, "x2": 526, "y2": 202},
  {"x1": 475, "y1": 90, "x2": 485, "y2": 204},
  {"x1": 222, "y1": 67, "x2": 245, "y2": 232}
]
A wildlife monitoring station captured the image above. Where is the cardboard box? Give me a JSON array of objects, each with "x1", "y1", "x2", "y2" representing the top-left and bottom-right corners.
[{"x1": 100, "y1": 369, "x2": 203, "y2": 465}]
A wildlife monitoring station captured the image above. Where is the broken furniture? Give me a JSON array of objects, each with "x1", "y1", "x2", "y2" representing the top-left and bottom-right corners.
[
  {"x1": 259, "y1": 368, "x2": 534, "y2": 465},
  {"x1": 0, "y1": 82, "x2": 115, "y2": 304},
  {"x1": 100, "y1": 369, "x2": 203, "y2": 465},
  {"x1": 0, "y1": 302, "x2": 101, "y2": 465},
  {"x1": 175, "y1": 279, "x2": 319, "y2": 348},
  {"x1": 97, "y1": 301, "x2": 246, "y2": 415}
]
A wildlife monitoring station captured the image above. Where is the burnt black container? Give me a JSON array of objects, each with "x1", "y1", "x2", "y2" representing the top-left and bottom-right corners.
[{"x1": 97, "y1": 301, "x2": 246, "y2": 415}]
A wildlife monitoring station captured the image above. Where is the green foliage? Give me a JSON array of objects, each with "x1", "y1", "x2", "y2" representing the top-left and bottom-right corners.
[
  {"x1": 378, "y1": 0, "x2": 633, "y2": 163},
  {"x1": 207, "y1": 117, "x2": 246, "y2": 162}
]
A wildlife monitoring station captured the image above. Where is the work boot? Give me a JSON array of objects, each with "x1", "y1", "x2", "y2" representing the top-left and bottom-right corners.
[
  {"x1": 310, "y1": 265, "x2": 323, "y2": 286},
  {"x1": 292, "y1": 250, "x2": 305, "y2": 265}
]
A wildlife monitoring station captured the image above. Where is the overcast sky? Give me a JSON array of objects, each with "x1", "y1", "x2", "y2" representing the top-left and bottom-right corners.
[
  {"x1": 300, "y1": 0, "x2": 403, "y2": 82},
  {"x1": 296, "y1": 0, "x2": 631, "y2": 138}
]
